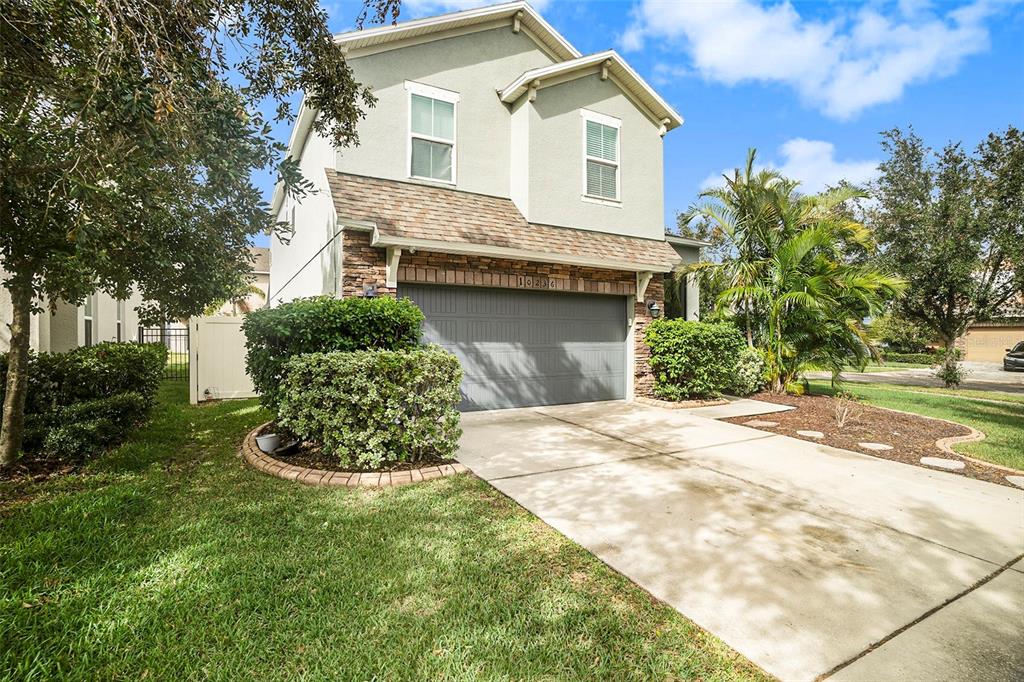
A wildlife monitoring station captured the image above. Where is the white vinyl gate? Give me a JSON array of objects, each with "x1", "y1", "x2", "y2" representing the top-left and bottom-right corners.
[{"x1": 189, "y1": 316, "x2": 256, "y2": 404}]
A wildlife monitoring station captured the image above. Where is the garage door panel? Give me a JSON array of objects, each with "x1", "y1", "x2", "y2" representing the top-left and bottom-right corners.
[
  {"x1": 964, "y1": 327, "x2": 1024, "y2": 363},
  {"x1": 401, "y1": 284, "x2": 627, "y2": 410}
]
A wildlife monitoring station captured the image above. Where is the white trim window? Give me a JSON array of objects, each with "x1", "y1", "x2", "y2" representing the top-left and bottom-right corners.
[
  {"x1": 405, "y1": 81, "x2": 458, "y2": 184},
  {"x1": 581, "y1": 109, "x2": 621, "y2": 203}
]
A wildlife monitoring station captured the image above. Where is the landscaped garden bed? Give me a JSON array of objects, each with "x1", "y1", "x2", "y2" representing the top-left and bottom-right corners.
[{"x1": 724, "y1": 391, "x2": 1020, "y2": 487}]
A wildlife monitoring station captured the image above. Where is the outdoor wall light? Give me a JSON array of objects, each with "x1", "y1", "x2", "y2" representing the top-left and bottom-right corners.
[{"x1": 646, "y1": 300, "x2": 662, "y2": 318}]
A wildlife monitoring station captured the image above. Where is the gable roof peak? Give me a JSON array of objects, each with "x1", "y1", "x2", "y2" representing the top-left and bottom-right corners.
[{"x1": 334, "y1": 1, "x2": 580, "y2": 62}]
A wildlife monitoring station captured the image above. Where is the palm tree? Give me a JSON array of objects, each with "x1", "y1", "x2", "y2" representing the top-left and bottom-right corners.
[
  {"x1": 677, "y1": 149, "x2": 791, "y2": 346},
  {"x1": 681, "y1": 149, "x2": 904, "y2": 392},
  {"x1": 203, "y1": 283, "x2": 266, "y2": 316}
]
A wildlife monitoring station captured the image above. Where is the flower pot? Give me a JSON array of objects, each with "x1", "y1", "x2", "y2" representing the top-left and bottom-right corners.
[{"x1": 256, "y1": 433, "x2": 281, "y2": 454}]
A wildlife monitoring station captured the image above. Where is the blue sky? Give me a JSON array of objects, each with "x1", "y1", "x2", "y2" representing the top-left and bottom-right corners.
[{"x1": 252, "y1": 0, "x2": 1024, "y2": 245}]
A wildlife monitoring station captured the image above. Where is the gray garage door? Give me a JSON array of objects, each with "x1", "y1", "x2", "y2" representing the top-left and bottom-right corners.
[{"x1": 401, "y1": 284, "x2": 627, "y2": 411}]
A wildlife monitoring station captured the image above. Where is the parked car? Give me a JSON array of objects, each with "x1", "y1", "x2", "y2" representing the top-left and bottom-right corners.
[{"x1": 1004, "y1": 341, "x2": 1024, "y2": 371}]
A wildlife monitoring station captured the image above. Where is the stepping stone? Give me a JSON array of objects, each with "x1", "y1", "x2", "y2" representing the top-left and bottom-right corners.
[
  {"x1": 796, "y1": 430, "x2": 824, "y2": 439},
  {"x1": 1006, "y1": 476, "x2": 1024, "y2": 489},
  {"x1": 743, "y1": 420, "x2": 778, "y2": 428},
  {"x1": 920, "y1": 457, "x2": 965, "y2": 471},
  {"x1": 859, "y1": 442, "x2": 893, "y2": 451}
]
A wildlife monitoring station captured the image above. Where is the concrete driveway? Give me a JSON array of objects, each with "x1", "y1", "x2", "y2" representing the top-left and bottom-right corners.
[
  {"x1": 459, "y1": 401, "x2": 1024, "y2": 681},
  {"x1": 812, "y1": 361, "x2": 1024, "y2": 394}
]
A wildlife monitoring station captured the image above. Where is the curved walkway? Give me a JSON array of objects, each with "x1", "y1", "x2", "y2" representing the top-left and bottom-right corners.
[{"x1": 458, "y1": 401, "x2": 1024, "y2": 681}]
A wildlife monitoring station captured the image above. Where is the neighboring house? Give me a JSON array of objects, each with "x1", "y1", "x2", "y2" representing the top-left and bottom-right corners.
[
  {"x1": 0, "y1": 267, "x2": 146, "y2": 354},
  {"x1": 270, "y1": 1, "x2": 696, "y2": 410},
  {"x1": 215, "y1": 247, "x2": 271, "y2": 315},
  {"x1": 958, "y1": 296, "x2": 1024, "y2": 363}
]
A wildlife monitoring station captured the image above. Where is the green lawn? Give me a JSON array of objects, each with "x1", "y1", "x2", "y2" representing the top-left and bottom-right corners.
[
  {"x1": 0, "y1": 383, "x2": 764, "y2": 681},
  {"x1": 809, "y1": 380, "x2": 1024, "y2": 471}
]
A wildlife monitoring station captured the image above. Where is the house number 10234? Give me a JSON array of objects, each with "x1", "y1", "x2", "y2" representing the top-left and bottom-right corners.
[{"x1": 516, "y1": 275, "x2": 560, "y2": 289}]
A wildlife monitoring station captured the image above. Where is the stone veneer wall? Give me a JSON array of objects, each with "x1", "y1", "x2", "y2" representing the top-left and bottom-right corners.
[{"x1": 339, "y1": 228, "x2": 663, "y2": 397}]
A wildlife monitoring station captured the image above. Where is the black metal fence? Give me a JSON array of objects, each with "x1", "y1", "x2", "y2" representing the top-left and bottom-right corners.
[{"x1": 138, "y1": 326, "x2": 190, "y2": 380}]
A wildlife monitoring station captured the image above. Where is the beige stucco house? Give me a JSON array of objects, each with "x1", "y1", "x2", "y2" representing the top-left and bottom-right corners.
[
  {"x1": 270, "y1": 1, "x2": 701, "y2": 409},
  {"x1": 0, "y1": 268, "x2": 146, "y2": 354}
]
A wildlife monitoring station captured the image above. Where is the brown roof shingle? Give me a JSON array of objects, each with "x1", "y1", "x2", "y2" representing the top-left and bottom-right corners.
[{"x1": 326, "y1": 170, "x2": 679, "y2": 271}]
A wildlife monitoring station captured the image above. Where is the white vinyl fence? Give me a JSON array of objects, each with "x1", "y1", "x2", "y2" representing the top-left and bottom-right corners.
[{"x1": 189, "y1": 316, "x2": 257, "y2": 404}]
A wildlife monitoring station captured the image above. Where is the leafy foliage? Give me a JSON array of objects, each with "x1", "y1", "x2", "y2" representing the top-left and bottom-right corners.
[
  {"x1": 0, "y1": 343, "x2": 165, "y2": 459},
  {"x1": 866, "y1": 126, "x2": 1024, "y2": 351},
  {"x1": 0, "y1": 0, "x2": 397, "y2": 464},
  {"x1": 42, "y1": 393, "x2": 151, "y2": 460},
  {"x1": 731, "y1": 346, "x2": 767, "y2": 396},
  {"x1": 645, "y1": 320, "x2": 746, "y2": 400},
  {"x1": 933, "y1": 358, "x2": 969, "y2": 389},
  {"x1": 881, "y1": 351, "x2": 948, "y2": 365},
  {"x1": 871, "y1": 312, "x2": 935, "y2": 353},
  {"x1": 680, "y1": 149, "x2": 904, "y2": 391},
  {"x1": 278, "y1": 347, "x2": 463, "y2": 468},
  {"x1": 242, "y1": 296, "x2": 424, "y2": 409}
]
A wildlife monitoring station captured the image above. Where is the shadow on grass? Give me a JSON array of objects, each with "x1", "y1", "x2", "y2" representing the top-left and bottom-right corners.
[{"x1": 0, "y1": 382, "x2": 764, "y2": 681}]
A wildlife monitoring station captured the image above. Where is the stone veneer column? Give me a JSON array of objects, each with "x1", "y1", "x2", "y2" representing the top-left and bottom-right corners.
[{"x1": 632, "y1": 275, "x2": 663, "y2": 399}]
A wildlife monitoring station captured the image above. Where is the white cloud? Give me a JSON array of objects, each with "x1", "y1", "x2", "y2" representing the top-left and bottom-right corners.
[
  {"x1": 700, "y1": 139, "x2": 879, "y2": 194},
  {"x1": 402, "y1": 0, "x2": 550, "y2": 17},
  {"x1": 621, "y1": 0, "x2": 1006, "y2": 119}
]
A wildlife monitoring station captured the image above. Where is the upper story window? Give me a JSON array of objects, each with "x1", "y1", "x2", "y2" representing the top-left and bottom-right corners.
[
  {"x1": 405, "y1": 81, "x2": 459, "y2": 184},
  {"x1": 581, "y1": 109, "x2": 621, "y2": 203}
]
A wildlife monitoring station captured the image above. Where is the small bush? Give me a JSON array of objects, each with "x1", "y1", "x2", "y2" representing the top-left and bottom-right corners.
[
  {"x1": 278, "y1": 347, "x2": 462, "y2": 469},
  {"x1": 645, "y1": 320, "x2": 745, "y2": 400},
  {"x1": 730, "y1": 346, "x2": 766, "y2": 396},
  {"x1": 243, "y1": 296, "x2": 424, "y2": 409},
  {"x1": 934, "y1": 355, "x2": 969, "y2": 388}
]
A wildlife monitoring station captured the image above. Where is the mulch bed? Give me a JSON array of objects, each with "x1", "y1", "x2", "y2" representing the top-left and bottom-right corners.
[
  {"x1": 724, "y1": 392, "x2": 1015, "y2": 488},
  {"x1": 259, "y1": 423, "x2": 456, "y2": 474},
  {"x1": 0, "y1": 456, "x2": 78, "y2": 484}
]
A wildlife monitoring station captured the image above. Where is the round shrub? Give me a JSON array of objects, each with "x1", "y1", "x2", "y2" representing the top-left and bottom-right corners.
[
  {"x1": 731, "y1": 346, "x2": 767, "y2": 396},
  {"x1": 277, "y1": 346, "x2": 462, "y2": 469},
  {"x1": 242, "y1": 296, "x2": 424, "y2": 409},
  {"x1": 644, "y1": 320, "x2": 745, "y2": 400}
]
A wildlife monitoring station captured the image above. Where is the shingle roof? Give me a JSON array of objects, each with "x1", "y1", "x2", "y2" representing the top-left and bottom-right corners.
[
  {"x1": 249, "y1": 246, "x2": 270, "y2": 273},
  {"x1": 325, "y1": 170, "x2": 680, "y2": 272}
]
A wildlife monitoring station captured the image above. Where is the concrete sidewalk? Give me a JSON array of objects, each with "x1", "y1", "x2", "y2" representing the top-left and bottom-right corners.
[{"x1": 459, "y1": 401, "x2": 1024, "y2": 681}]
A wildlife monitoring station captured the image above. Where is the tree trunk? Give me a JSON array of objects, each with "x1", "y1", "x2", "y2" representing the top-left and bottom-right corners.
[{"x1": 0, "y1": 281, "x2": 32, "y2": 468}]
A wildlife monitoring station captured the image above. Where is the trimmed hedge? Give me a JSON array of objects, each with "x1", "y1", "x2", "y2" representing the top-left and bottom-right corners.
[
  {"x1": 242, "y1": 296, "x2": 424, "y2": 409},
  {"x1": 880, "y1": 350, "x2": 959, "y2": 365},
  {"x1": 645, "y1": 320, "x2": 746, "y2": 400},
  {"x1": 278, "y1": 347, "x2": 462, "y2": 469},
  {"x1": 0, "y1": 342, "x2": 167, "y2": 459}
]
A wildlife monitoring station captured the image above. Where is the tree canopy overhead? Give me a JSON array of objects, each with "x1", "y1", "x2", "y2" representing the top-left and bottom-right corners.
[{"x1": 0, "y1": 0, "x2": 400, "y2": 466}]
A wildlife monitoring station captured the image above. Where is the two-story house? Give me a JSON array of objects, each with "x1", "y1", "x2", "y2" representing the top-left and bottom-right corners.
[{"x1": 269, "y1": 1, "x2": 703, "y2": 410}]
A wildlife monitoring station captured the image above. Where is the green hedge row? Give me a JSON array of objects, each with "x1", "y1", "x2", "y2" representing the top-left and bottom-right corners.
[
  {"x1": 278, "y1": 347, "x2": 462, "y2": 469},
  {"x1": 0, "y1": 342, "x2": 167, "y2": 459},
  {"x1": 242, "y1": 296, "x2": 424, "y2": 409},
  {"x1": 880, "y1": 349, "x2": 960, "y2": 365}
]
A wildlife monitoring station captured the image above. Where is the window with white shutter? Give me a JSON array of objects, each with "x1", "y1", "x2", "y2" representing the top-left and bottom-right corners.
[
  {"x1": 581, "y1": 110, "x2": 621, "y2": 202},
  {"x1": 405, "y1": 81, "x2": 459, "y2": 184}
]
